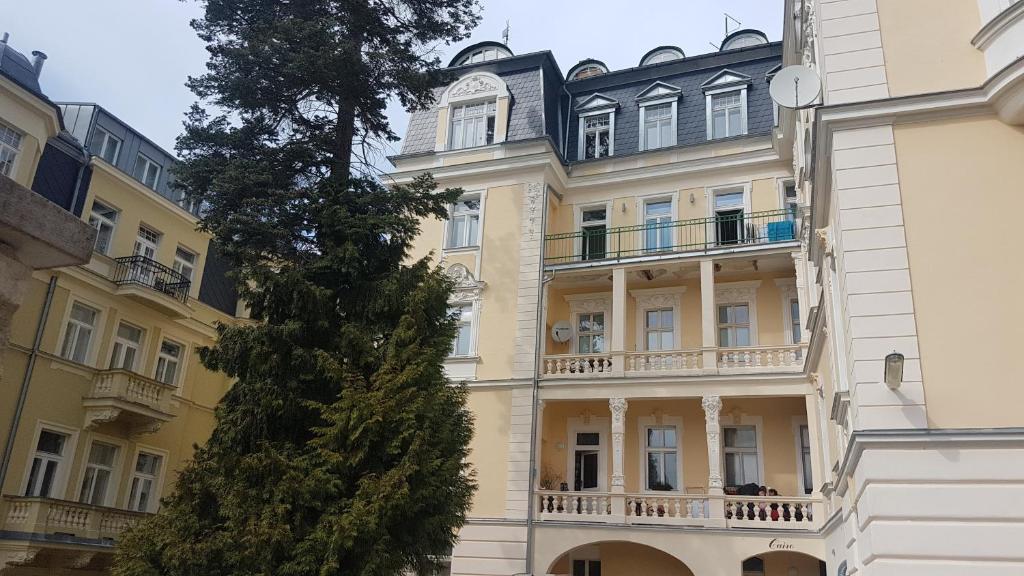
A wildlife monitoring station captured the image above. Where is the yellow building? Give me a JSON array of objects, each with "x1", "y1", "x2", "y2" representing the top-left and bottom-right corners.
[
  {"x1": 0, "y1": 38, "x2": 241, "y2": 573},
  {"x1": 393, "y1": 1, "x2": 1024, "y2": 574}
]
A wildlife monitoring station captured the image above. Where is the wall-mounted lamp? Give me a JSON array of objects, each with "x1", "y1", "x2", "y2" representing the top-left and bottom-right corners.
[
  {"x1": 689, "y1": 192, "x2": 695, "y2": 204},
  {"x1": 884, "y1": 351, "x2": 904, "y2": 390}
]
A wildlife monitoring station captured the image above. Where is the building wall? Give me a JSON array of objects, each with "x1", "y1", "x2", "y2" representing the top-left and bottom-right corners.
[
  {"x1": 875, "y1": 0, "x2": 987, "y2": 97},
  {"x1": 465, "y1": 388, "x2": 513, "y2": 518},
  {"x1": 0, "y1": 78, "x2": 55, "y2": 188},
  {"x1": 893, "y1": 114, "x2": 1024, "y2": 428}
]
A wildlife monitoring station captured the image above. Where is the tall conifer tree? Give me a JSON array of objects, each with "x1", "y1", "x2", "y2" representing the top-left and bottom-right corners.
[{"x1": 114, "y1": 1, "x2": 480, "y2": 574}]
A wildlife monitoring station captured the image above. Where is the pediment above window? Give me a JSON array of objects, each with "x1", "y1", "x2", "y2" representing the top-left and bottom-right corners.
[
  {"x1": 701, "y1": 69, "x2": 753, "y2": 93},
  {"x1": 447, "y1": 263, "x2": 486, "y2": 301},
  {"x1": 575, "y1": 93, "x2": 619, "y2": 113},
  {"x1": 636, "y1": 81, "x2": 682, "y2": 103},
  {"x1": 440, "y1": 72, "x2": 509, "y2": 106}
]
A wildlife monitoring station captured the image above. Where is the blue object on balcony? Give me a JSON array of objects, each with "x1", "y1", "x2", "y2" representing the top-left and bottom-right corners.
[{"x1": 767, "y1": 220, "x2": 795, "y2": 242}]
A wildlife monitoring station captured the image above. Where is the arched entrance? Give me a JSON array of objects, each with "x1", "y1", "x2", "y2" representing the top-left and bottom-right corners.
[
  {"x1": 741, "y1": 551, "x2": 826, "y2": 576},
  {"x1": 547, "y1": 541, "x2": 696, "y2": 576}
]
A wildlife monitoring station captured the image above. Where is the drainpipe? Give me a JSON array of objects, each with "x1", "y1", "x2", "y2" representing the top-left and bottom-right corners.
[
  {"x1": 524, "y1": 185, "x2": 552, "y2": 576},
  {"x1": 0, "y1": 275, "x2": 57, "y2": 491}
]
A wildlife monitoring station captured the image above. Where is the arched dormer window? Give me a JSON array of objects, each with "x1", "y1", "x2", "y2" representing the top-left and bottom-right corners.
[
  {"x1": 720, "y1": 29, "x2": 769, "y2": 51},
  {"x1": 639, "y1": 46, "x2": 685, "y2": 66},
  {"x1": 449, "y1": 42, "x2": 513, "y2": 67},
  {"x1": 567, "y1": 60, "x2": 609, "y2": 81},
  {"x1": 436, "y1": 72, "x2": 510, "y2": 151}
]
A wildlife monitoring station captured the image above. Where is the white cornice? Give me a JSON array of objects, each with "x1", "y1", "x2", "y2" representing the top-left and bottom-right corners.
[{"x1": 972, "y1": 0, "x2": 1024, "y2": 49}]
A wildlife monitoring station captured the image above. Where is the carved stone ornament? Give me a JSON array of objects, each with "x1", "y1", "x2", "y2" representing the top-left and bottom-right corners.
[
  {"x1": 715, "y1": 282, "x2": 760, "y2": 304},
  {"x1": 525, "y1": 182, "x2": 544, "y2": 237},
  {"x1": 84, "y1": 407, "x2": 122, "y2": 430},
  {"x1": 815, "y1": 226, "x2": 833, "y2": 257},
  {"x1": 446, "y1": 263, "x2": 485, "y2": 302},
  {"x1": 702, "y1": 395, "x2": 724, "y2": 489},
  {"x1": 450, "y1": 75, "x2": 499, "y2": 98},
  {"x1": 609, "y1": 398, "x2": 628, "y2": 488}
]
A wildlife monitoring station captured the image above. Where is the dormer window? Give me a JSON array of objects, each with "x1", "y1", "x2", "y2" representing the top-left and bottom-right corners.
[
  {"x1": 567, "y1": 60, "x2": 610, "y2": 81},
  {"x1": 639, "y1": 47, "x2": 685, "y2": 66},
  {"x1": 575, "y1": 93, "x2": 619, "y2": 161},
  {"x1": 636, "y1": 82, "x2": 681, "y2": 152},
  {"x1": 454, "y1": 45, "x2": 512, "y2": 66},
  {"x1": 701, "y1": 69, "x2": 752, "y2": 141},
  {"x1": 449, "y1": 100, "x2": 496, "y2": 150}
]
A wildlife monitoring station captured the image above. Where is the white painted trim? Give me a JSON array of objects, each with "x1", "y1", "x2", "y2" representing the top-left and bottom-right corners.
[
  {"x1": 573, "y1": 201, "x2": 614, "y2": 262},
  {"x1": 19, "y1": 420, "x2": 81, "y2": 500},
  {"x1": 565, "y1": 292, "x2": 613, "y2": 354},
  {"x1": 705, "y1": 86, "x2": 749, "y2": 140},
  {"x1": 629, "y1": 286, "x2": 687, "y2": 351},
  {"x1": 634, "y1": 191, "x2": 679, "y2": 252},
  {"x1": 122, "y1": 442, "x2": 170, "y2": 513},
  {"x1": 705, "y1": 182, "x2": 753, "y2": 247},
  {"x1": 720, "y1": 414, "x2": 765, "y2": 487},
  {"x1": 438, "y1": 71, "x2": 509, "y2": 107},
  {"x1": 792, "y1": 416, "x2": 811, "y2": 496},
  {"x1": 53, "y1": 295, "x2": 110, "y2": 369},
  {"x1": 566, "y1": 416, "x2": 610, "y2": 492},
  {"x1": 636, "y1": 414, "x2": 685, "y2": 493},
  {"x1": 577, "y1": 110, "x2": 616, "y2": 160},
  {"x1": 775, "y1": 278, "x2": 799, "y2": 345},
  {"x1": 72, "y1": 431, "x2": 129, "y2": 507},
  {"x1": 441, "y1": 189, "x2": 486, "y2": 254},
  {"x1": 715, "y1": 281, "x2": 761, "y2": 347},
  {"x1": 638, "y1": 97, "x2": 679, "y2": 152}
]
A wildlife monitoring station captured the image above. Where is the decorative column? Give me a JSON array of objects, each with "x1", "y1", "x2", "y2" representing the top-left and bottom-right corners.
[
  {"x1": 702, "y1": 394, "x2": 725, "y2": 519},
  {"x1": 699, "y1": 259, "x2": 717, "y2": 372},
  {"x1": 609, "y1": 398, "x2": 628, "y2": 517},
  {"x1": 804, "y1": 391, "x2": 824, "y2": 493},
  {"x1": 792, "y1": 251, "x2": 810, "y2": 343},
  {"x1": 533, "y1": 400, "x2": 545, "y2": 489},
  {"x1": 610, "y1": 267, "x2": 626, "y2": 376}
]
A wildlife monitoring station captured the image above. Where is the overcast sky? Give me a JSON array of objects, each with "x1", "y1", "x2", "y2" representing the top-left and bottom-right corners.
[{"x1": 4, "y1": 0, "x2": 781, "y2": 161}]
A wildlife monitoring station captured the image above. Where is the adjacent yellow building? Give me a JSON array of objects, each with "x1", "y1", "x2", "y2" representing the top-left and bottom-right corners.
[{"x1": 0, "y1": 37, "x2": 242, "y2": 574}]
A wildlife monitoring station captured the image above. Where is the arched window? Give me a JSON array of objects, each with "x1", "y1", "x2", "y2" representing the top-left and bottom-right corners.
[
  {"x1": 567, "y1": 60, "x2": 609, "y2": 81},
  {"x1": 720, "y1": 29, "x2": 769, "y2": 51},
  {"x1": 742, "y1": 557, "x2": 765, "y2": 576},
  {"x1": 437, "y1": 72, "x2": 510, "y2": 151},
  {"x1": 450, "y1": 42, "x2": 513, "y2": 67},
  {"x1": 640, "y1": 47, "x2": 685, "y2": 66}
]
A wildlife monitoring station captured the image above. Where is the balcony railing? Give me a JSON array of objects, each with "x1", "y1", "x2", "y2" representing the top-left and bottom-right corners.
[
  {"x1": 544, "y1": 209, "x2": 797, "y2": 266},
  {"x1": 542, "y1": 345, "x2": 804, "y2": 378},
  {"x1": 1, "y1": 495, "x2": 147, "y2": 541},
  {"x1": 112, "y1": 255, "x2": 190, "y2": 303},
  {"x1": 535, "y1": 490, "x2": 821, "y2": 530},
  {"x1": 83, "y1": 369, "x2": 177, "y2": 433}
]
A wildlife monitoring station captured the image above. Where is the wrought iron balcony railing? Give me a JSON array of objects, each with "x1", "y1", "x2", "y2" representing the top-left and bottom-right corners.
[
  {"x1": 544, "y1": 209, "x2": 798, "y2": 266},
  {"x1": 112, "y1": 255, "x2": 190, "y2": 303}
]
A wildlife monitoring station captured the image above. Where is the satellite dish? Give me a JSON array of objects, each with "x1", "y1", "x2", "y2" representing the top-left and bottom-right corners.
[
  {"x1": 551, "y1": 320, "x2": 572, "y2": 343},
  {"x1": 769, "y1": 65, "x2": 822, "y2": 109}
]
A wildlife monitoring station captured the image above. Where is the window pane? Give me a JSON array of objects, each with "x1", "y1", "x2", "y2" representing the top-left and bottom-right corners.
[
  {"x1": 735, "y1": 427, "x2": 757, "y2": 448},
  {"x1": 578, "y1": 336, "x2": 591, "y2": 354},
  {"x1": 646, "y1": 310, "x2": 659, "y2": 328},
  {"x1": 734, "y1": 305, "x2": 749, "y2": 324},
  {"x1": 161, "y1": 340, "x2": 181, "y2": 358},
  {"x1": 71, "y1": 303, "x2": 97, "y2": 325},
  {"x1": 718, "y1": 305, "x2": 731, "y2": 324},
  {"x1": 729, "y1": 107, "x2": 742, "y2": 135},
  {"x1": 664, "y1": 452, "x2": 678, "y2": 489},
  {"x1": 713, "y1": 110, "x2": 726, "y2": 138},
  {"x1": 573, "y1": 560, "x2": 586, "y2": 576},
  {"x1": 736, "y1": 327, "x2": 750, "y2": 346},
  {"x1": 660, "y1": 331, "x2": 674, "y2": 350},
  {"x1": 582, "y1": 209, "x2": 606, "y2": 223},
  {"x1": 664, "y1": 428, "x2": 676, "y2": 448},
  {"x1": 37, "y1": 431, "x2": 65, "y2": 454},
  {"x1": 89, "y1": 442, "x2": 117, "y2": 466},
  {"x1": 590, "y1": 313, "x2": 604, "y2": 332},
  {"x1": 590, "y1": 334, "x2": 605, "y2": 353},
  {"x1": 719, "y1": 327, "x2": 731, "y2": 347},
  {"x1": 466, "y1": 215, "x2": 479, "y2": 245},
  {"x1": 647, "y1": 428, "x2": 664, "y2": 448},
  {"x1": 647, "y1": 453, "x2": 662, "y2": 488},
  {"x1": 576, "y1": 432, "x2": 600, "y2": 446}
]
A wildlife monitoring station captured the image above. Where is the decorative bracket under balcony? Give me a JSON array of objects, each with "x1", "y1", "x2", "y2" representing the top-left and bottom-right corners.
[{"x1": 82, "y1": 369, "x2": 176, "y2": 436}]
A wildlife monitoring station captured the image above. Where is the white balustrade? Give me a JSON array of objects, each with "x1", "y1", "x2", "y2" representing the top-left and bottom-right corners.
[
  {"x1": 625, "y1": 493, "x2": 710, "y2": 523},
  {"x1": 718, "y1": 345, "x2": 804, "y2": 371},
  {"x1": 1, "y1": 496, "x2": 148, "y2": 540},
  {"x1": 542, "y1": 355, "x2": 614, "y2": 377},
  {"x1": 537, "y1": 491, "x2": 612, "y2": 519},
  {"x1": 90, "y1": 369, "x2": 175, "y2": 413},
  {"x1": 625, "y1": 350, "x2": 702, "y2": 373},
  {"x1": 724, "y1": 495, "x2": 819, "y2": 529}
]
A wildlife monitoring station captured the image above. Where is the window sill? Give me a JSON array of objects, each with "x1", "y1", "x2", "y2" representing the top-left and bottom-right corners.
[
  {"x1": 445, "y1": 355, "x2": 481, "y2": 363},
  {"x1": 443, "y1": 245, "x2": 480, "y2": 254}
]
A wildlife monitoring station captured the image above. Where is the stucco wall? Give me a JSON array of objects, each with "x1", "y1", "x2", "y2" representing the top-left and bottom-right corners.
[
  {"x1": 464, "y1": 388, "x2": 512, "y2": 518},
  {"x1": 894, "y1": 115, "x2": 1024, "y2": 428}
]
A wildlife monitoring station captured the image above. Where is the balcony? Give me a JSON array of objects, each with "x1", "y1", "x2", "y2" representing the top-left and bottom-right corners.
[
  {"x1": 0, "y1": 496, "x2": 147, "y2": 570},
  {"x1": 536, "y1": 491, "x2": 821, "y2": 531},
  {"x1": 82, "y1": 369, "x2": 176, "y2": 435},
  {"x1": 544, "y1": 210, "x2": 798, "y2": 269},
  {"x1": 112, "y1": 255, "x2": 191, "y2": 317},
  {"x1": 542, "y1": 345, "x2": 804, "y2": 378}
]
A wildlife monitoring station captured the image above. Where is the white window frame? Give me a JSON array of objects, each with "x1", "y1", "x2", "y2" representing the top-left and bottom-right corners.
[
  {"x1": 154, "y1": 338, "x2": 185, "y2": 388},
  {"x1": 20, "y1": 421, "x2": 80, "y2": 500},
  {"x1": 134, "y1": 224, "x2": 161, "y2": 260},
  {"x1": 775, "y1": 278, "x2": 801, "y2": 345},
  {"x1": 443, "y1": 191, "x2": 485, "y2": 251},
  {"x1": 575, "y1": 311, "x2": 607, "y2": 355},
  {"x1": 630, "y1": 287, "x2": 686, "y2": 352},
  {"x1": 124, "y1": 444, "x2": 168, "y2": 513},
  {"x1": 437, "y1": 72, "x2": 509, "y2": 152},
  {"x1": 705, "y1": 86, "x2": 748, "y2": 140},
  {"x1": 173, "y1": 245, "x2": 198, "y2": 283},
  {"x1": 720, "y1": 415, "x2": 765, "y2": 488},
  {"x1": 109, "y1": 320, "x2": 146, "y2": 372},
  {"x1": 566, "y1": 416, "x2": 609, "y2": 492},
  {"x1": 0, "y1": 120, "x2": 23, "y2": 178},
  {"x1": 574, "y1": 201, "x2": 613, "y2": 262},
  {"x1": 565, "y1": 294, "x2": 612, "y2": 356},
  {"x1": 706, "y1": 183, "x2": 753, "y2": 245},
  {"x1": 133, "y1": 153, "x2": 162, "y2": 190},
  {"x1": 90, "y1": 126, "x2": 122, "y2": 165},
  {"x1": 448, "y1": 302, "x2": 477, "y2": 358},
  {"x1": 58, "y1": 300, "x2": 103, "y2": 366},
  {"x1": 636, "y1": 193, "x2": 678, "y2": 252},
  {"x1": 76, "y1": 435, "x2": 125, "y2": 507},
  {"x1": 793, "y1": 416, "x2": 813, "y2": 495},
  {"x1": 447, "y1": 99, "x2": 497, "y2": 151},
  {"x1": 88, "y1": 200, "x2": 119, "y2": 256},
  {"x1": 577, "y1": 110, "x2": 615, "y2": 160},
  {"x1": 778, "y1": 179, "x2": 799, "y2": 218},
  {"x1": 637, "y1": 415, "x2": 684, "y2": 493},
  {"x1": 715, "y1": 281, "x2": 761, "y2": 348},
  {"x1": 638, "y1": 99, "x2": 678, "y2": 152}
]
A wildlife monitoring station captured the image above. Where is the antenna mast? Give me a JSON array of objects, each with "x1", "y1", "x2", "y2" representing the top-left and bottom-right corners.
[
  {"x1": 709, "y1": 13, "x2": 742, "y2": 50},
  {"x1": 502, "y1": 20, "x2": 510, "y2": 46}
]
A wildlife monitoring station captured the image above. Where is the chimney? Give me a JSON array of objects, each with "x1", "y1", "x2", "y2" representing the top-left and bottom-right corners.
[
  {"x1": 1, "y1": 32, "x2": 9, "y2": 44},
  {"x1": 31, "y1": 50, "x2": 47, "y2": 78}
]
